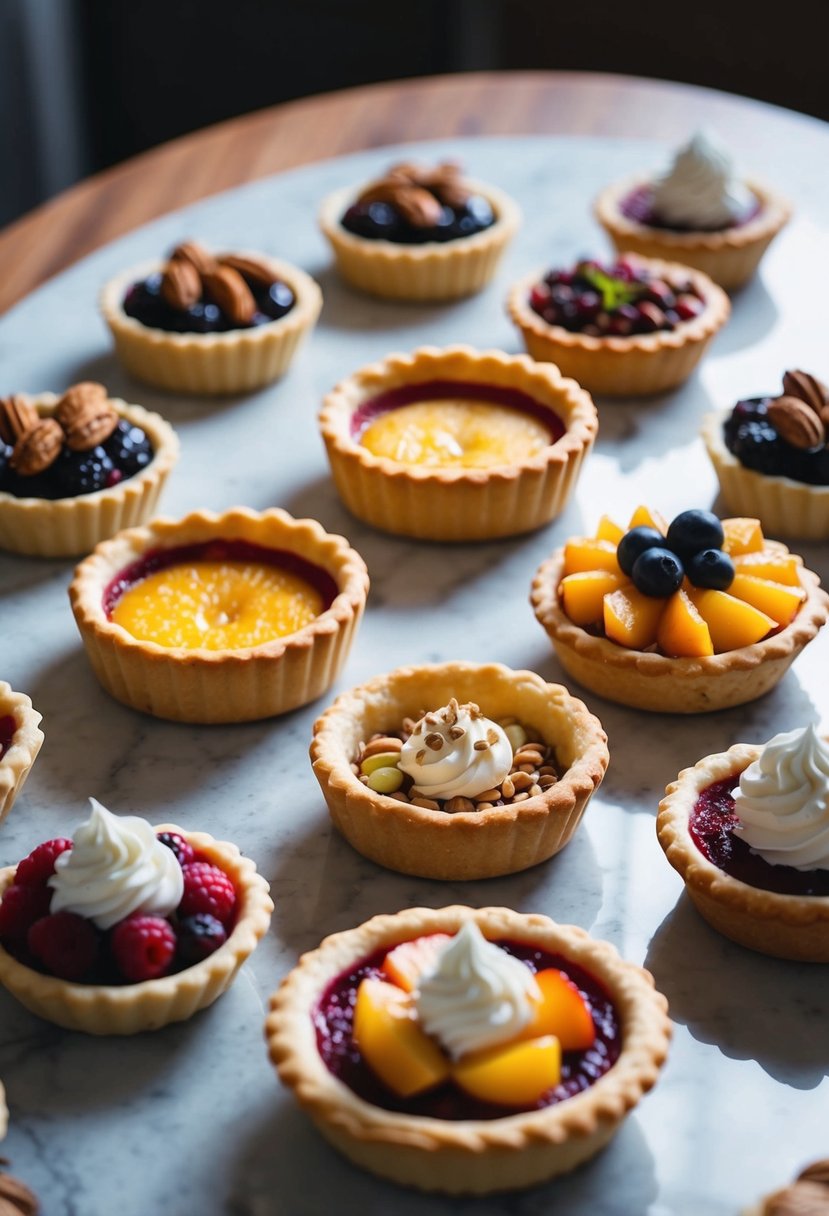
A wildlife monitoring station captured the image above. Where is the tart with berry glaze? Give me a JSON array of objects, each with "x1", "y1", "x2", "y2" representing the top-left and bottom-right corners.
[
  {"x1": 100, "y1": 240, "x2": 322, "y2": 394},
  {"x1": 319, "y1": 345, "x2": 597, "y2": 541},
  {"x1": 0, "y1": 798, "x2": 273, "y2": 1033},
  {"x1": 507, "y1": 254, "x2": 730, "y2": 396},
  {"x1": 266, "y1": 905, "x2": 670, "y2": 1194},
  {"x1": 531, "y1": 507, "x2": 828, "y2": 713},
  {"x1": 657, "y1": 726, "x2": 829, "y2": 962},
  {"x1": 310, "y1": 661, "x2": 608, "y2": 880},
  {"x1": 594, "y1": 130, "x2": 792, "y2": 291},
  {"x1": 0, "y1": 385, "x2": 179, "y2": 558},
  {"x1": 0, "y1": 684, "x2": 44, "y2": 825},
  {"x1": 702, "y1": 369, "x2": 829, "y2": 540},
  {"x1": 319, "y1": 160, "x2": 520, "y2": 300},
  {"x1": 68, "y1": 506, "x2": 369, "y2": 723}
]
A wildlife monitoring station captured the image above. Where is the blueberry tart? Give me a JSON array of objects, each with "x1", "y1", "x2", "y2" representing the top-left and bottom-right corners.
[{"x1": 0, "y1": 683, "x2": 43, "y2": 825}]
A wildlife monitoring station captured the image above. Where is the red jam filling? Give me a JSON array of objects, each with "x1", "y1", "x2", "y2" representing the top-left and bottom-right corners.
[
  {"x1": 619, "y1": 185, "x2": 761, "y2": 233},
  {"x1": 690, "y1": 776, "x2": 829, "y2": 896},
  {"x1": 314, "y1": 938, "x2": 620, "y2": 1120},
  {"x1": 0, "y1": 715, "x2": 15, "y2": 759}
]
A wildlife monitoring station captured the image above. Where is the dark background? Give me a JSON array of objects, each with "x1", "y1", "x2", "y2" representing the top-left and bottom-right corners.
[{"x1": 2, "y1": 0, "x2": 826, "y2": 229}]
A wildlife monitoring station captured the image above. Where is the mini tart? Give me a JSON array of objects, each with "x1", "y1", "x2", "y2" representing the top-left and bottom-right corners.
[
  {"x1": 657, "y1": 745, "x2": 829, "y2": 961},
  {"x1": 100, "y1": 254, "x2": 322, "y2": 395},
  {"x1": 266, "y1": 904, "x2": 671, "y2": 1195},
  {"x1": 318, "y1": 345, "x2": 598, "y2": 542},
  {"x1": 68, "y1": 507, "x2": 369, "y2": 724},
  {"x1": 310, "y1": 661, "x2": 608, "y2": 880},
  {"x1": 0, "y1": 684, "x2": 44, "y2": 825},
  {"x1": 702, "y1": 410, "x2": 829, "y2": 540},
  {"x1": 531, "y1": 548, "x2": 828, "y2": 714},
  {"x1": 0, "y1": 824, "x2": 273, "y2": 1034},
  {"x1": 507, "y1": 256, "x2": 730, "y2": 397},
  {"x1": 318, "y1": 180, "x2": 520, "y2": 301},
  {"x1": 594, "y1": 178, "x2": 792, "y2": 291},
  {"x1": 0, "y1": 394, "x2": 179, "y2": 558}
]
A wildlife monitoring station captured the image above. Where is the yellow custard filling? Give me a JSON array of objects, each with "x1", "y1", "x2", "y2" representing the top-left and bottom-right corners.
[
  {"x1": 111, "y1": 560, "x2": 324, "y2": 649},
  {"x1": 360, "y1": 400, "x2": 551, "y2": 469}
]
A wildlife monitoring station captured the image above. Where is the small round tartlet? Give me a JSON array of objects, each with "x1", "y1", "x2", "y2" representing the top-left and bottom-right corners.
[
  {"x1": 507, "y1": 255, "x2": 729, "y2": 397},
  {"x1": 68, "y1": 507, "x2": 369, "y2": 723},
  {"x1": 657, "y1": 743, "x2": 829, "y2": 962},
  {"x1": 0, "y1": 823, "x2": 273, "y2": 1034},
  {"x1": 318, "y1": 346, "x2": 598, "y2": 541},
  {"x1": 0, "y1": 684, "x2": 44, "y2": 825},
  {"x1": 0, "y1": 392, "x2": 179, "y2": 558},
  {"x1": 265, "y1": 904, "x2": 671, "y2": 1195},
  {"x1": 310, "y1": 661, "x2": 608, "y2": 880}
]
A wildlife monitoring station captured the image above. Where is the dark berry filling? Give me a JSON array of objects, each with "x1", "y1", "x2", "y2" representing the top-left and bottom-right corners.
[
  {"x1": 619, "y1": 184, "x2": 761, "y2": 233},
  {"x1": 342, "y1": 194, "x2": 494, "y2": 246},
  {"x1": 123, "y1": 270, "x2": 295, "y2": 335},
  {"x1": 315, "y1": 940, "x2": 620, "y2": 1120},
  {"x1": 691, "y1": 776, "x2": 829, "y2": 896},
  {"x1": 0, "y1": 419, "x2": 154, "y2": 502},
  {"x1": 724, "y1": 397, "x2": 829, "y2": 486},
  {"x1": 0, "y1": 714, "x2": 15, "y2": 759}
]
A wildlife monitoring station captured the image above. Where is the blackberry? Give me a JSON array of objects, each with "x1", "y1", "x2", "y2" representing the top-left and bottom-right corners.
[
  {"x1": 723, "y1": 396, "x2": 770, "y2": 446},
  {"x1": 726, "y1": 419, "x2": 785, "y2": 475},
  {"x1": 51, "y1": 445, "x2": 115, "y2": 498},
  {"x1": 177, "y1": 913, "x2": 228, "y2": 963},
  {"x1": 0, "y1": 440, "x2": 13, "y2": 486},
  {"x1": 103, "y1": 420, "x2": 153, "y2": 476}
]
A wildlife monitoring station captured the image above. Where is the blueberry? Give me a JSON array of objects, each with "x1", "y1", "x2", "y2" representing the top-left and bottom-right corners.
[
  {"x1": 0, "y1": 441, "x2": 12, "y2": 488},
  {"x1": 666, "y1": 510, "x2": 724, "y2": 559},
  {"x1": 103, "y1": 420, "x2": 153, "y2": 477},
  {"x1": 617, "y1": 526, "x2": 665, "y2": 576},
  {"x1": 686, "y1": 548, "x2": 735, "y2": 590},
  {"x1": 177, "y1": 913, "x2": 227, "y2": 963},
  {"x1": 632, "y1": 547, "x2": 684, "y2": 597}
]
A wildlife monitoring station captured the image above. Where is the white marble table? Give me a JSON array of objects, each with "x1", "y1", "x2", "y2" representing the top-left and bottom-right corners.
[{"x1": 0, "y1": 137, "x2": 827, "y2": 1216}]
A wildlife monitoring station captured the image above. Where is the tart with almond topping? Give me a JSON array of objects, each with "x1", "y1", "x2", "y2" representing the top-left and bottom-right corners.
[
  {"x1": 68, "y1": 507, "x2": 369, "y2": 723},
  {"x1": 319, "y1": 161, "x2": 520, "y2": 300},
  {"x1": 319, "y1": 346, "x2": 597, "y2": 541},
  {"x1": 100, "y1": 240, "x2": 322, "y2": 394},
  {"x1": 266, "y1": 905, "x2": 671, "y2": 1194},
  {"x1": 0, "y1": 684, "x2": 44, "y2": 825}
]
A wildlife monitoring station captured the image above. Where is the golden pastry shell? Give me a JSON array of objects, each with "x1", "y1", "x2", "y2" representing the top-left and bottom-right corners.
[{"x1": 0, "y1": 684, "x2": 44, "y2": 825}]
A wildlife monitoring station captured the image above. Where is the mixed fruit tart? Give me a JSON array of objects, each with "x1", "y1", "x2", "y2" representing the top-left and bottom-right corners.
[
  {"x1": 100, "y1": 239, "x2": 322, "y2": 394},
  {"x1": 318, "y1": 345, "x2": 598, "y2": 541},
  {"x1": 68, "y1": 507, "x2": 369, "y2": 723},
  {"x1": 318, "y1": 160, "x2": 520, "y2": 300},
  {"x1": 507, "y1": 253, "x2": 730, "y2": 396},
  {"x1": 0, "y1": 798, "x2": 272, "y2": 1033},
  {"x1": 530, "y1": 507, "x2": 829, "y2": 712},
  {"x1": 0, "y1": 684, "x2": 43, "y2": 825},
  {"x1": 594, "y1": 129, "x2": 791, "y2": 290},
  {"x1": 266, "y1": 906, "x2": 671, "y2": 1194},
  {"x1": 702, "y1": 368, "x2": 829, "y2": 539},
  {"x1": 657, "y1": 725, "x2": 829, "y2": 962},
  {"x1": 310, "y1": 660, "x2": 608, "y2": 880},
  {"x1": 0, "y1": 383, "x2": 179, "y2": 557}
]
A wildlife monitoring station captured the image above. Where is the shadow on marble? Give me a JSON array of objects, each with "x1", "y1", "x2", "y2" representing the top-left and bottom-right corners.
[
  {"x1": 710, "y1": 274, "x2": 779, "y2": 356},
  {"x1": 592, "y1": 381, "x2": 719, "y2": 476},
  {"x1": 645, "y1": 897, "x2": 829, "y2": 1087},
  {"x1": 309, "y1": 263, "x2": 466, "y2": 336},
  {"x1": 0, "y1": 553, "x2": 75, "y2": 597}
]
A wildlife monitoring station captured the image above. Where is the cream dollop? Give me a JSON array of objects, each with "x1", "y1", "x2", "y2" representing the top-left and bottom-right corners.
[
  {"x1": 397, "y1": 699, "x2": 512, "y2": 800},
  {"x1": 651, "y1": 129, "x2": 754, "y2": 229},
  {"x1": 733, "y1": 725, "x2": 829, "y2": 870},
  {"x1": 414, "y1": 921, "x2": 539, "y2": 1059},
  {"x1": 49, "y1": 798, "x2": 184, "y2": 929}
]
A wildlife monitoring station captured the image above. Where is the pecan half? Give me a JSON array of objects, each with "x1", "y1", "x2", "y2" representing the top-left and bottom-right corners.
[
  {"x1": 170, "y1": 240, "x2": 217, "y2": 277},
  {"x1": 418, "y1": 162, "x2": 470, "y2": 209},
  {"x1": 0, "y1": 1165, "x2": 39, "y2": 1216},
  {"x1": 0, "y1": 396, "x2": 38, "y2": 446},
  {"x1": 218, "y1": 253, "x2": 277, "y2": 288},
  {"x1": 768, "y1": 395, "x2": 826, "y2": 449},
  {"x1": 161, "y1": 257, "x2": 202, "y2": 311},
  {"x1": 55, "y1": 382, "x2": 118, "y2": 451},
  {"x1": 10, "y1": 418, "x2": 64, "y2": 476},
  {"x1": 782, "y1": 369, "x2": 829, "y2": 414},
  {"x1": 798, "y1": 1161, "x2": 829, "y2": 1188},
  {"x1": 203, "y1": 266, "x2": 256, "y2": 326},
  {"x1": 764, "y1": 1181, "x2": 829, "y2": 1216}
]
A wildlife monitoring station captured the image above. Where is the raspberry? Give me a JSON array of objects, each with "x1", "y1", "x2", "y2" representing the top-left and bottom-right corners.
[
  {"x1": 28, "y1": 911, "x2": 99, "y2": 980},
  {"x1": 156, "y1": 831, "x2": 195, "y2": 867},
  {"x1": 110, "y1": 914, "x2": 177, "y2": 982},
  {"x1": 177, "y1": 913, "x2": 228, "y2": 964},
  {"x1": 0, "y1": 883, "x2": 52, "y2": 941},
  {"x1": 179, "y1": 862, "x2": 236, "y2": 925},
  {"x1": 15, "y1": 838, "x2": 74, "y2": 887}
]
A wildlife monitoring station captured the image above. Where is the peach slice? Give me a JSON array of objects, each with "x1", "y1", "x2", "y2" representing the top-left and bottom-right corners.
[
  {"x1": 595, "y1": 514, "x2": 624, "y2": 545},
  {"x1": 732, "y1": 551, "x2": 801, "y2": 586},
  {"x1": 382, "y1": 934, "x2": 452, "y2": 993},
  {"x1": 627, "y1": 505, "x2": 667, "y2": 535},
  {"x1": 604, "y1": 585, "x2": 666, "y2": 650},
  {"x1": 562, "y1": 538, "x2": 622, "y2": 577},
  {"x1": 688, "y1": 588, "x2": 776, "y2": 652},
  {"x1": 353, "y1": 978, "x2": 450, "y2": 1098},
  {"x1": 656, "y1": 587, "x2": 714, "y2": 658},
  {"x1": 453, "y1": 1035, "x2": 562, "y2": 1106},
  {"x1": 729, "y1": 573, "x2": 805, "y2": 627},
  {"x1": 521, "y1": 969, "x2": 596, "y2": 1051},
  {"x1": 560, "y1": 570, "x2": 627, "y2": 627},
  {"x1": 721, "y1": 517, "x2": 765, "y2": 556}
]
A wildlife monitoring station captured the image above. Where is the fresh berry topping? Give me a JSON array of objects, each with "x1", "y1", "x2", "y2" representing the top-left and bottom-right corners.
[
  {"x1": 103, "y1": 419, "x2": 154, "y2": 477},
  {"x1": 0, "y1": 883, "x2": 52, "y2": 940},
  {"x1": 110, "y1": 914, "x2": 177, "y2": 982},
  {"x1": 686, "y1": 548, "x2": 735, "y2": 590},
  {"x1": 177, "y1": 913, "x2": 228, "y2": 963},
  {"x1": 51, "y1": 445, "x2": 115, "y2": 498},
  {"x1": 342, "y1": 196, "x2": 494, "y2": 245},
  {"x1": 617, "y1": 526, "x2": 664, "y2": 576},
  {"x1": 665, "y1": 509, "x2": 724, "y2": 560},
  {"x1": 28, "y1": 911, "x2": 100, "y2": 980},
  {"x1": 123, "y1": 262, "x2": 294, "y2": 335},
  {"x1": 179, "y1": 862, "x2": 237, "y2": 925},
  {"x1": 724, "y1": 388, "x2": 829, "y2": 486},
  {"x1": 156, "y1": 831, "x2": 195, "y2": 867},
  {"x1": 631, "y1": 547, "x2": 685, "y2": 597},
  {"x1": 15, "y1": 838, "x2": 74, "y2": 887}
]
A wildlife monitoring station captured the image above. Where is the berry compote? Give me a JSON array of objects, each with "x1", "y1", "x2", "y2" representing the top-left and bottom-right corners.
[
  {"x1": 124, "y1": 271, "x2": 295, "y2": 335},
  {"x1": 724, "y1": 397, "x2": 829, "y2": 485}
]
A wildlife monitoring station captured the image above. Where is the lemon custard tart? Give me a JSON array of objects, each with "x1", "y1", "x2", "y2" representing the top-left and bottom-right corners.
[
  {"x1": 0, "y1": 684, "x2": 44, "y2": 825},
  {"x1": 319, "y1": 345, "x2": 597, "y2": 541},
  {"x1": 68, "y1": 507, "x2": 369, "y2": 723}
]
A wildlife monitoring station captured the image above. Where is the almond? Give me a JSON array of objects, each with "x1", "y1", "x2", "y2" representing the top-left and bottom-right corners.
[
  {"x1": 0, "y1": 395, "x2": 38, "y2": 445},
  {"x1": 782, "y1": 369, "x2": 829, "y2": 414},
  {"x1": 11, "y1": 418, "x2": 64, "y2": 476},
  {"x1": 203, "y1": 267, "x2": 256, "y2": 327},
  {"x1": 161, "y1": 257, "x2": 202, "y2": 311},
  {"x1": 170, "y1": 240, "x2": 217, "y2": 277},
  {"x1": 768, "y1": 395, "x2": 826, "y2": 449},
  {"x1": 358, "y1": 180, "x2": 443, "y2": 228},
  {"x1": 218, "y1": 253, "x2": 277, "y2": 288}
]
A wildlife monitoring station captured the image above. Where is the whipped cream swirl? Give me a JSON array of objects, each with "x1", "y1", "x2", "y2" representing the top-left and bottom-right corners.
[
  {"x1": 398, "y1": 699, "x2": 513, "y2": 800},
  {"x1": 49, "y1": 798, "x2": 184, "y2": 929},
  {"x1": 651, "y1": 129, "x2": 754, "y2": 229},
  {"x1": 733, "y1": 725, "x2": 829, "y2": 870}
]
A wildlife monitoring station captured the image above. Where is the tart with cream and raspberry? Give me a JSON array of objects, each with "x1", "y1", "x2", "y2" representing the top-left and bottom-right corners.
[
  {"x1": 702, "y1": 368, "x2": 829, "y2": 540},
  {"x1": 311, "y1": 661, "x2": 608, "y2": 880},
  {"x1": 0, "y1": 684, "x2": 43, "y2": 825},
  {"x1": 318, "y1": 346, "x2": 597, "y2": 541},
  {"x1": 0, "y1": 798, "x2": 273, "y2": 1033},
  {"x1": 0, "y1": 385, "x2": 178, "y2": 558},
  {"x1": 68, "y1": 506, "x2": 369, "y2": 723},
  {"x1": 266, "y1": 905, "x2": 670, "y2": 1194},
  {"x1": 319, "y1": 161, "x2": 520, "y2": 300},
  {"x1": 507, "y1": 254, "x2": 729, "y2": 396},
  {"x1": 658, "y1": 726, "x2": 829, "y2": 962},
  {"x1": 531, "y1": 507, "x2": 828, "y2": 713},
  {"x1": 100, "y1": 240, "x2": 322, "y2": 394},
  {"x1": 595, "y1": 130, "x2": 791, "y2": 291}
]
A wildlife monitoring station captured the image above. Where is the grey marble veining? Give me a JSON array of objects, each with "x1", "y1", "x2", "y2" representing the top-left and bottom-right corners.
[{"x1": 0, "y1": 136, "x2": 827, "y2": 1216}]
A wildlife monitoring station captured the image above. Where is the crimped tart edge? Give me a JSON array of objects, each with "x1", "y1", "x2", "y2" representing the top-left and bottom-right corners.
[{"x1": 0, "y1": 684, "x2": 44, "y2": 825}]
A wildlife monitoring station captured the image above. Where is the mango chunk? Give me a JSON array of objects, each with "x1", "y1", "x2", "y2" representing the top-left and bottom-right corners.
[
  {"x1": 560, "y1": 570, "x2": 627, "y2": 627},
  {"x1": 733, "y1": 551, "x2": 801, "y2": 587},
  {"x1": 382, "y1": 934, "x2": 451, "y2": 993},
  {"x1": 595, "y1": 514, "x2": 624, "y2": 545},
  {"x1": 562, "y1": 538, "x2": 622, "y2": 577},
  {"x1": 453, "y1": 1035, "x2": 562, "y2": 1106},
  {"x1": 521, "y1": 969, "x2": 596, "y2": 1051},
  {"x1": 689, "y1": 588, "x2": 776, "y2": 652},
  {"x1": 627, "y1": 505, "x2": 667, "y2": 535},
  {"x1": 721, "y1": 517, "x2": 765, "y2": 556},
  {"x1": 656, "y1": 588, "x2": 714, "y2": 657},
  {"x1": 728, "y1": 573, "x2": 805, "y2": 627},
  {"x1": 353, "y1": 978, "x2": 450, "y2": 1097},
  {"x1": 604, "y1": 585, "x2": 667, "y2": 650}
]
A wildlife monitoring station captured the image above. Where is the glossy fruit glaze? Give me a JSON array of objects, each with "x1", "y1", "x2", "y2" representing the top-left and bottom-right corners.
[
  {"x1": 123, "y1": 272, "x2": 295, "y2": 334},
  {"x1": 0, "y1": 715, "x2": 15, "y2": 759},
  {"x1": 619, "y1": 184, "x2": 761, "y2": 232}
]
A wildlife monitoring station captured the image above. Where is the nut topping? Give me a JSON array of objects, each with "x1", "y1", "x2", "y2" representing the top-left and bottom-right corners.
[
  {"x1": 798, "y1": 1161, "x2": 829, "y2": 1188},
  {"x1": 203, "y1": 266, "x2": 256, "y2": 327},
  {"x1": 55, "y1": 382, "x2": 118, "y2": 451},
  {"x1": 782, "y1": 369, "x2": 829, "y2": 414},
  {"x1": 170, "y1": 240, "x2": 217, "y2": 277},
  {"x1": 768, "y1": 395, "x2": 826, "y2": 449},
  {"x1": 219, "y1": 253, "x2": 278, "y2": 287},
  {"x1": 0, "y1": 1160, "x2": 39, "y2": 1216},
  {"x1": 358, "y1": 180, "x2": 443, "y2": 229},
  {"x1": 762, "y1": 1182, "x2": 829, "y2": 1216},
  {"x1": 10, "y1": 418, "x2": 64, "y2": 476},
  {"x1": 0, "y1": 396, "x2": 38, "y2": 445},
  {"x1": 161, "y1": 257, "x2": 202, "y2": 311}
]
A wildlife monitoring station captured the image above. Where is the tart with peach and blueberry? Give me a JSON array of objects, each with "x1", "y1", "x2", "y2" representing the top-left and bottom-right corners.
[
  {"x1": 531, "y1": 507, "x2": 828, "y2": 713},
  {"x1": 266, "y1": 905, "x2": 670, "y2": 1194},
  {"x1": 0, "y1": 684, "x2": 44, "y2": 825}
]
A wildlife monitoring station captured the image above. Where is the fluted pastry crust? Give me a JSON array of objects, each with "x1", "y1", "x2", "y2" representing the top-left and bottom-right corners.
[{"x1": 0, "y1": 684, "x2": 44, "y2": 825}]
